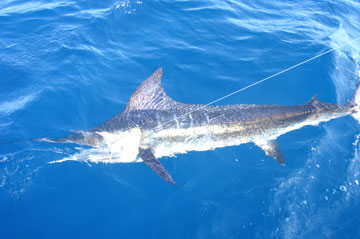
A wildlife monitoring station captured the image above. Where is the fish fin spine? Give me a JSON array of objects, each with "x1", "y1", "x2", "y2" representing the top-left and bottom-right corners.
[
  {"x1": 139, "y1": 147, "x2": 176, "y2": 185},
  {"x1": 255, "y1": 139, "x2": 285, "y2": 165}
]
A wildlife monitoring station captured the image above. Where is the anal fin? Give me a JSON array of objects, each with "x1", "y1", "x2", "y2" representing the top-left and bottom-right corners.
[
  {"x1": 139, "y1": 148, "x2": 176, "y2": 185},
  {"x1": 255, "y1": 140, "x2": 285, "y2": 165}
]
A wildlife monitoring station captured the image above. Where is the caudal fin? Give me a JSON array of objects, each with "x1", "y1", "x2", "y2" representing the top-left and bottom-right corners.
[{"x1": 350, "y1": 83, "x2": 360, "y2": 122}]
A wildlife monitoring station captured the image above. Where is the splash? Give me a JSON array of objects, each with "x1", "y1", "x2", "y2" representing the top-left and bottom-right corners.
[
  {"x1": 114, "y1": 0, "x2": 143, "y2": 14},
  {"x1": 330, "y1": 27, "x2": 360, "y2": 104}
]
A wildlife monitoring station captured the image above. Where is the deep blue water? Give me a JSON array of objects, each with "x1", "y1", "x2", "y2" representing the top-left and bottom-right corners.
[{"x1": 1, "y1": 0, "x2": 360, "y2": 238}]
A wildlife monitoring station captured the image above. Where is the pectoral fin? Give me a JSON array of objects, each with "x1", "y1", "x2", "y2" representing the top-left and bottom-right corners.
[
  {"x1": 255, "y1": 140, "x2": 285, "y2": 165},
  {"x1": 139, "y1": 148, "x2": 176, "y2": 185}
]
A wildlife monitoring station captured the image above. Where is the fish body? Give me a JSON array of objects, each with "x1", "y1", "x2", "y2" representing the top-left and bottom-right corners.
[{"x1": 52, "y1": 68, "x2": 360, "y2": 184}]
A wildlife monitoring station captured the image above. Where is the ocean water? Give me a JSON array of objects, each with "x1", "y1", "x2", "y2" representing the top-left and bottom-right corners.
[{"x1": 1, "y1": 0, "x2": 360, "y2": 238}]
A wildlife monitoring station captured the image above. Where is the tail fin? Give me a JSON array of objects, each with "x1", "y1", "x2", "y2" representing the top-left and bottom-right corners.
[{"x1": 350, "y1": 83, "x2": 360, "y2": 122}]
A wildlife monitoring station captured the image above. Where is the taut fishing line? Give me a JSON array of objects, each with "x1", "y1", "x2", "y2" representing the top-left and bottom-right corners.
[
  {"x1": 2, "y1": 37, "x2": 359, "y2": 144},
  {"x1": 155, "y1": 37, "x2": 360, "y2": 130}
]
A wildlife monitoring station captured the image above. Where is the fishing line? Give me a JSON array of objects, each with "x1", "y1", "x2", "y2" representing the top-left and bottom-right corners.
[
  {"x1": 2, "y1": 37, "x2": 359, "y2": 144},
  {"x1": 156, "y1": 36, "x2": 360, "y2": 130}
]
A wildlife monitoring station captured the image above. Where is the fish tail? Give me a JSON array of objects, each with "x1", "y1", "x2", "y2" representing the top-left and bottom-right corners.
[{"x1": 349, "y1": 83, "x2": 360, "y2": 122}]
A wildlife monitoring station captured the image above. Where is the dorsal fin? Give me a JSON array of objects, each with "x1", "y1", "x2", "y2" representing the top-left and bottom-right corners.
[{"x1": 124, "y1": 68, "x2": 182, "y2": 113}]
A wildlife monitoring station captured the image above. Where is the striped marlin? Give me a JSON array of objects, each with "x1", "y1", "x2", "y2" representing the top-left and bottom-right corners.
[{"x1": 48, "y1": 68, "x2": 360, "y2": 185}]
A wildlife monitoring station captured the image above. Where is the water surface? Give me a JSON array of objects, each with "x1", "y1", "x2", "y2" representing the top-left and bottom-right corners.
[{"x1": 1, "y1": 0, "x2": 360, "y2": 238}]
